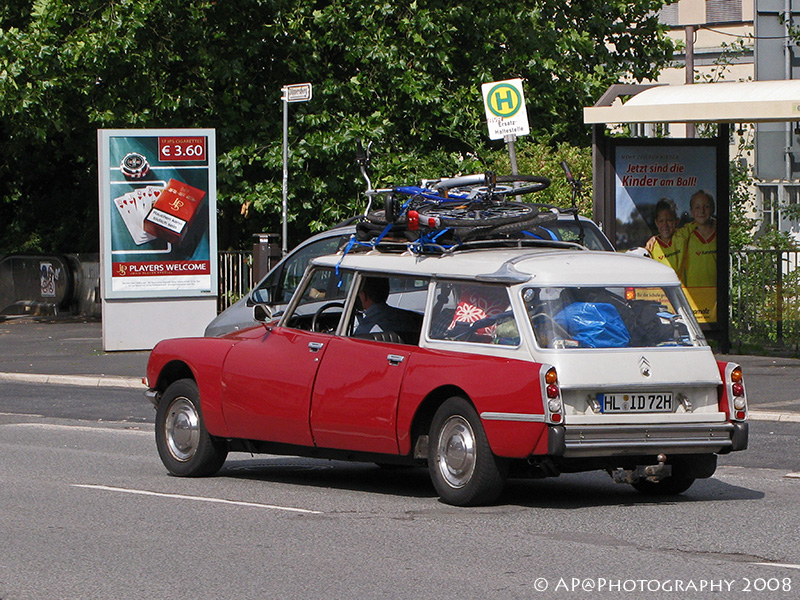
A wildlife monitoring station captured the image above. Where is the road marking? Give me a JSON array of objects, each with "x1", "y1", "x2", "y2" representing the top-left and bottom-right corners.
[
  {"x1": 752, "y1": 562, "x2": 800, "y2": 570},
  {"x1": 4, "y1": 422, "x2": 150, "y2": 435},
  {"x1": 71, "y1": 484, "x2": 322, "y2": 514}
]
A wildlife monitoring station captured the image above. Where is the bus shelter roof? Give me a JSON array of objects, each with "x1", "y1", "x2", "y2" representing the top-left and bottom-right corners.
[{"x1": 584, "y1": 80, "x2": 800, "y2": 124}]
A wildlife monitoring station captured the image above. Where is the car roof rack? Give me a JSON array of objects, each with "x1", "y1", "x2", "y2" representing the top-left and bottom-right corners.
[{"x1": 345, "y1": 233, "x2": 586, "y2": 256}]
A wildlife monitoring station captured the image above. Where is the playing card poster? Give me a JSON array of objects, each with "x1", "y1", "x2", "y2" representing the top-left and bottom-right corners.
[{"x1": 98, "y1": 129, "x2": 217, "y2": 299}]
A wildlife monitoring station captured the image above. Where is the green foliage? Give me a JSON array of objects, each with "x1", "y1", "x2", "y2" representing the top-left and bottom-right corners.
[{"x1": 0, "y1": 0, "x2": 676, "y2": 252}]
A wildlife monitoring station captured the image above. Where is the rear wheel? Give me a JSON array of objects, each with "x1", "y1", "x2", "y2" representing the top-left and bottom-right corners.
[
  {"x1": 155, "y1": 379, "x2": 228, "y2": 477},
  {"x1": 417, "y1": 200, "x2": 539, "y2": 228},
  {"x1": 428, "y1": 397, "x2": 507, "y2": 506}
]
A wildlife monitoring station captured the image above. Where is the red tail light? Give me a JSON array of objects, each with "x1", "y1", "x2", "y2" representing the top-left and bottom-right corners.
[
  {"x1": 721, "y1": 363, "x2": 747, "y2": 421},
  {"x1": 541, "y1": 366, "x2": 563, "y2": 424}
]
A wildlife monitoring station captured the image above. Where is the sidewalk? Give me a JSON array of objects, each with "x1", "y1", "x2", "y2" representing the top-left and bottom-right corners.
[
  {"x1": 1, "y1": 316, "x2": 799, "y2": 422},
  {"x1": 0, "y1": 316, "x2": 147, "y2": 388}
]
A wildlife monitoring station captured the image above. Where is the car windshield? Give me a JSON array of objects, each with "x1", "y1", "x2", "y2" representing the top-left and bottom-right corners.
[{"x1": 522, "y1": 285, "x2": 705, "y2": 349}]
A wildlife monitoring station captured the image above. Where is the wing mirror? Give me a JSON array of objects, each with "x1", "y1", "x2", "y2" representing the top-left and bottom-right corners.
[{"x1": 254, "y1": 304, "x2": 273, "y2": 324}]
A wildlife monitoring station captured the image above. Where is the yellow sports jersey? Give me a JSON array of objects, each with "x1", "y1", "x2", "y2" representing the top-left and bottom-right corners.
[
  {"x1": 673, "y1": 222, "x2": 717, "y2": 323},
  {"x1": 682, "y1": 227, "x2": 717, "y2": 288},
  {"x1": 645, "y1": 235, "x2": 682, "y2": 273}
]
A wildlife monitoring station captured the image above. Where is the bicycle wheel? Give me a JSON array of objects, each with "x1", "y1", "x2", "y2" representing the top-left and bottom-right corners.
[
  {"x1": 442, "y1": 175, "x2": 550, "y2": 198},
  {"x1": 494, "y1": 175, "x2": 550, "y2": 195},
  {"x1": 456, "y1": 210, "x2": 559, "y2": 242},
  {"x1": 416, "y1": 200, "x2": 540, "y2": 228}
]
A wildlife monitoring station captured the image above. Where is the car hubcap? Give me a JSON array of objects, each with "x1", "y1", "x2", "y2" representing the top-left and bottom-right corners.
[
  {"x1": 165, "y1": 397, "x2": 200, "y2": 462},
  {"x1": 436, "y1": 416, "x2": 476, "y2": 488}
]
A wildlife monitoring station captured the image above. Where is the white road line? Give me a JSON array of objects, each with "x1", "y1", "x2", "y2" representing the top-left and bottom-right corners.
[
  {"x1": 752, "y1": 562, "x2": 800, "y2": 571},
  {"x1": 71, "y1": 484, "x2": 322, "y2": 514}
]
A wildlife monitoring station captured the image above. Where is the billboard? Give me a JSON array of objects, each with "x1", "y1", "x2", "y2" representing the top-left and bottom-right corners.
[
  {"x1": 614, "y1": 142, "x2": 721, "y2": 325},
  {"x1": 98, "y1": 129, "x2": 217, "y2": 299}
]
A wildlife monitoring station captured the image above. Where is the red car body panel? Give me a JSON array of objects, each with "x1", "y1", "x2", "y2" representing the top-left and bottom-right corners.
[
  {"x1": 148, "y1": 326, "x2": 550, "y2": 460},
  {"x1": 396, "y1": 348, "x2": 548, "y2": 458},
  {"x1": 220, "y1": 327, "x2": 329, "y2": 446},
  {"x1": 146, "y1": 336, "x2": 239, "y2": 437}
]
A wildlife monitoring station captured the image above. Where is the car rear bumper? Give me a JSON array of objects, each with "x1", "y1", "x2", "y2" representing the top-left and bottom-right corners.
[{"x1": 548, "y1": 421, "x2": 748, "y2": 458}]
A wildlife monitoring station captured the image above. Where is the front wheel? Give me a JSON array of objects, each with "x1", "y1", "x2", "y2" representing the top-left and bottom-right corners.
[
  {"x1": 155, "y1": 379, "x2": 228, "y2": 477},
  {"x1": 428, "y1": 397, "x2": 508, "y2": 506}
]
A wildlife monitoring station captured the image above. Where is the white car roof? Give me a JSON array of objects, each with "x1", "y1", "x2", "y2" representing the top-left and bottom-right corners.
[{"x1": 312, "y1": 246, "x2": 681, "y2": 287}]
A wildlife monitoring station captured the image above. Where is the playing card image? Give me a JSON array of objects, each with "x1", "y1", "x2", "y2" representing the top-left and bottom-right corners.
[{"x1": 114, "y1": 190, "x2": 157, "y2": 245}]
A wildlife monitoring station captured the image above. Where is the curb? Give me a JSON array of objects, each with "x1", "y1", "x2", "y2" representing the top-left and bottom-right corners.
[
  {"x1": 747, "y1": 410, "x2": 800, "y2": 423},
  {"x1": 0, "y1": 372, "x2": 144, "y2": 389}
]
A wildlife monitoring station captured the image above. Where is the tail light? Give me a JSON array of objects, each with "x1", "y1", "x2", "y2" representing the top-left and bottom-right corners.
[
  {"x1": 722, "y1": 363, "x2": 747, "y2": 421},
  {"x1": 541, "y1": 366, "x2": 564, "y2": 424},
  {"x1": 407, "y1": 210, "x2": 419, "y2": 231}
]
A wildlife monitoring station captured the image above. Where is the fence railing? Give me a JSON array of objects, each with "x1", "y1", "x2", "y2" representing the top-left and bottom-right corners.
[
  {"x1": 217, "y1": 251, "x2": 254, "y2": 312},
  {"x1": 730, "y1": 249, "x2": 800, "y2": 350}
]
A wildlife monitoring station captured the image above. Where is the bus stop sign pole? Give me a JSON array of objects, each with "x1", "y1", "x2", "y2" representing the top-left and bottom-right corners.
[{"x1": 280, "y1": 83, "x2": 313, "y2": 255}]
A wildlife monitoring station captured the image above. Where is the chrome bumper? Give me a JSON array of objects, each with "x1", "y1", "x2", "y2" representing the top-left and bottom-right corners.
[
  {"x1": 144, "y1": 388, "x2": 160, "y2": 407},
  {"x1": 549, "y1": 422, "x2": 747, "y2": 458}
]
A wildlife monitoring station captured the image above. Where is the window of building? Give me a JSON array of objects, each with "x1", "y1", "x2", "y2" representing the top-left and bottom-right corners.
[{"x1": 706, "y1": 0, "x2": 742, "y2": 24}]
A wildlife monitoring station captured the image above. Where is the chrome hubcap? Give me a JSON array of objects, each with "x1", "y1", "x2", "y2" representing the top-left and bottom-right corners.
[
  {"x1": 165, "y1": 397, "x2": 200, "y2": 462},
  {"x1": 436, "y1": 416, "x2": 476, "y2": 488}
]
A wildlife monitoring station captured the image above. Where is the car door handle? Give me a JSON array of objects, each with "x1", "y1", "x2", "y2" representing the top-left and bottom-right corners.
[
  {"x1": 308, "y1": 342, "x2": 324, "y2": 352},
  {"x1": 387, "y1": 354, "x2": 405, "y2": 366}
]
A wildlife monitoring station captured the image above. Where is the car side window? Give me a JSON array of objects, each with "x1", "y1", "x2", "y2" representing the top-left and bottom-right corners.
[
  {"x1": 283, "y1": 267, "x2": 353, "y2": 332},
  {"x1": 428, "y1": 281, "x2": 519, "y2": 345},
  {"x1": 345, "y1": 275, "x2": 426, "y2": 345}
]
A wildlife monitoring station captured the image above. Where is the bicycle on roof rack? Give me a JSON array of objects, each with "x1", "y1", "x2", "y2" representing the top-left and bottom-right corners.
[{"x1": 352, "y1": 141, "x2": 593, "y2": 253}]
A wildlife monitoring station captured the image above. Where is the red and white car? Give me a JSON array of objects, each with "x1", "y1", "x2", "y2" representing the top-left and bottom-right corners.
[{"x1": 145, "y1": 241, "x2": 748, "y2": 506}]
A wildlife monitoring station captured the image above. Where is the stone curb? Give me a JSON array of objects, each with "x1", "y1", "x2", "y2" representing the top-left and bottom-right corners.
[{"x1": 0, "y1": 372, "x2": 144, "y2": 389}]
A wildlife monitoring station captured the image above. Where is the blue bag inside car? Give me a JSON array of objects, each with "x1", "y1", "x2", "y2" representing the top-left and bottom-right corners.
[{"x1": 554, "y1": 302, "x2": 631, "y2": 348}]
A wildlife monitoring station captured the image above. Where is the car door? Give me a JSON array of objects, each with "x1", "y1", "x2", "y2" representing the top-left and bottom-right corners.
[
  {"x1": 220, "y1": 267, "x2": 352, "y2": 446},
  {"x1": 310, "y1": 336, "x2": 411, "y2": 454},
  {"x1": 309, "y1": 274, "x2": 425, "y2": 454}
]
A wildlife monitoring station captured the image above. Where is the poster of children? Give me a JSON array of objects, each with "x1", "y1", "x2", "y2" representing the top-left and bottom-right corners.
[{"x1": 614, "y1": 145, "x2": 718, "y2": 324}]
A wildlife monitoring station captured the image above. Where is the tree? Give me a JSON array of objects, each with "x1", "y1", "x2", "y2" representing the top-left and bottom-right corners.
[{"x1": 0, "y1": 0, "x2": 676, "y2": 253}]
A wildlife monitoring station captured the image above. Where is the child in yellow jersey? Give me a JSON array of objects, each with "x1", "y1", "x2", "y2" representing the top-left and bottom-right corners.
[
  {"x1": 673, "y1": 190, "x2": 717, "y2": 322},
  {"x1": 675, "y1": 190, "x2": 717, "y2": 287},
  {"x1": 645, "y1": 198, "x2": 681, "y2": 273}
]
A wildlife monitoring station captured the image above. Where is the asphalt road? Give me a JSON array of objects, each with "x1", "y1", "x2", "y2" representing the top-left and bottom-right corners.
[
  {"x1": 0, "y1": 389, "x2": 799, "y2": 600},
  {"x1": 2, "y1": 318, "x2": 799, "y2": 599}
]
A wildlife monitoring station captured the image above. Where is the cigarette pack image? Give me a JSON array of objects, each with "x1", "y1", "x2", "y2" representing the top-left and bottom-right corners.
[{"x1": 143, "y1": 179, "x2": 206, "y2": 246}]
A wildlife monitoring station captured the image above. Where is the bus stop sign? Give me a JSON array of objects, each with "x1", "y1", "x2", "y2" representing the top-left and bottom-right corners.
[{"x1": 482, "y1": 78, "x2": 530, "y2": 140}]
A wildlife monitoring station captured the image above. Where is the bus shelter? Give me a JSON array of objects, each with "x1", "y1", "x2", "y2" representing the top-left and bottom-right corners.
[{"x1": 584, "y1": 79, "x2": 800, "y2": 351}]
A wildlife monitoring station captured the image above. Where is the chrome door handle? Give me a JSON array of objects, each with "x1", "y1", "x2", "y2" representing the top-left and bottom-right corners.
[
  {"x1": 308, "y1": 342, "x2": 324, "y2": 352},
  {"x1": 387, "y1": 354, "x2": 405, "y2": 366}
]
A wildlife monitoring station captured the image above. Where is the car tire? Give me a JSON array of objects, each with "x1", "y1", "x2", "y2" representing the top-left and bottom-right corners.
[
  {"x1": 428, "y1": 397, "x2": 508, "y2": 506},
  {"x1": 155, "y1": 378, "x2": 228, "y2": 477}
]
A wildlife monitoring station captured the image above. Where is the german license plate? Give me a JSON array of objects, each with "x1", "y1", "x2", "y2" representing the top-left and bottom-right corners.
[{"x1": 600, "y1": 392, "x2": 673, "y2": 413}]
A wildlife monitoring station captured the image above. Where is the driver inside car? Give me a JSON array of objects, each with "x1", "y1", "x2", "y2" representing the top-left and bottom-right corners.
[{"x1": 354, "y1": 277, "x2": 420, "y2": 336}]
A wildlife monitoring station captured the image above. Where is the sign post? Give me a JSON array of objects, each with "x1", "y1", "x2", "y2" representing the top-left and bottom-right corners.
[
  {"x1": 281, "y1": 83, "x2": 313, "y2": 255},
  {"x1": 482, "y1": 78, "x2": 530, "y2": 173}
]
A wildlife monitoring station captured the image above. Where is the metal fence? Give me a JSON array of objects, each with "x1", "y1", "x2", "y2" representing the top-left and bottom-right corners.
[
  {"x1": 217, "y1": 251, "x2": 254, "y2": 312},
  {"x1": 730, "y1": 249, "x2": 800, "y2": 351}
]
